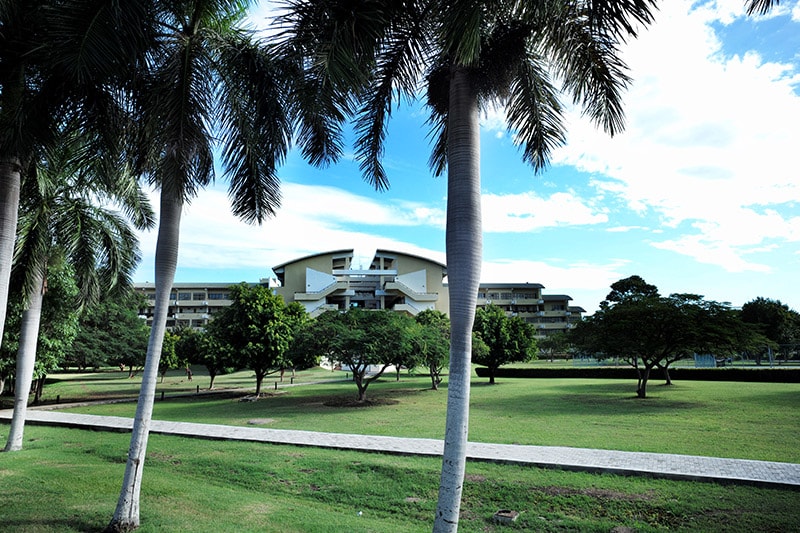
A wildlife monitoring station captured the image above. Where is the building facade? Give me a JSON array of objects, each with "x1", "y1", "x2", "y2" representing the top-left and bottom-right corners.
[
  {"x1": 271, "y1": 249, "x2": 450, "y2": 317},
  {"x1": 476, "y1": 284, "x2": 584, "y2": 336},
  {"x1": 134, "y1": 249, "x2": 584, "y2": 337},
  {"x1": 134, "y1": 282, "x2": 242, "y2": 329}
]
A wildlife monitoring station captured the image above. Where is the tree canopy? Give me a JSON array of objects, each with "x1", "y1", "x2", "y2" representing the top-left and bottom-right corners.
[
  {"x1": 570, "y1": 276, "x2": 763, "y2": 398},
  {"x1": 472, "y1": 304, "x2": 537, "y2": 384},
  {"x1": 209, "y1": 283, "x2": 311, "y2": 396}
]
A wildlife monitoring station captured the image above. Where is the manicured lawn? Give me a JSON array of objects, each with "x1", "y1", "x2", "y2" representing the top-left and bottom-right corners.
[
  {"x1": 51, "y1": 367, "x2": 800, "y2": 463},
  {"x1": 2, "y1": 425, "x2": 799, "y2": 532}
]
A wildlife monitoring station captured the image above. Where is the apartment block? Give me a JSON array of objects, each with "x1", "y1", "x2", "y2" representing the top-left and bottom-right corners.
[
  {"x1": 135, "y1": 249, "x2": 584, "y2": 337},
  {"x1": 272, "y1": 249, "x2": 449, "y2": 317}
]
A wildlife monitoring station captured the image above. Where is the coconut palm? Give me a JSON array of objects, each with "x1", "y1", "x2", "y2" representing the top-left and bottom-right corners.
[
  {"x1": 0, "y1": 0, "x2": 155, "y2": 351},
  {"x1": 279, "y1": 1, "x2": 658, "y2": 529},
  {"x1": 3, "y1": 132, "x2": 154, "y2": 452},
  {"x1": 105, "y1": 1, "x2": 292, "y2": 530}
]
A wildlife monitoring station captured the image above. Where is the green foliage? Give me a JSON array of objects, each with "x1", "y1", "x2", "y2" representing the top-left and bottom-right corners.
[
  {"x1": 181, "y1": 326, "x2": 236, "y2": 390},
  {"x1": 210, "y1": 283, "x2": 310, "y2": 395},
  {"x1": 158, "y1": 330, "x2": 180, "y2": 382},
  {"x1": 412, "y1": 310, "x2": 450, "y2": 389},
  {"x1": 571, "y1": 276, "x2": 764, "y2": 398},
  {"x1": 294, "y1": 308, "x2": 410, "y2": 401},
  {"x1": 66, "y1": 289, "x2": 149, "y2": 371},
  {"x1": 0, "y1": 259, "x2": 80, "y2": 391},
  {"x1": 472, "y1": 304, "x2": 537, "y2": 383},
  {"x1": 741, "y1": 297, "x2": 800, "y2": 363}
]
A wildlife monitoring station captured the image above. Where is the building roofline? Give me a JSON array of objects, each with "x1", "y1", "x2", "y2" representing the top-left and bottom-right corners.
[
  {"x1": 272, "y1": 249, "x2": 354, "y2": 272},
  {"x1": 374, "y1": 248, "x2": 447, "y2": 271},
  {"x1": 542, "y1": 294, "x2": 573, "y2": 301},
  {"x1": 478, "y1": 282, "x2": 545, "y2": 289}
]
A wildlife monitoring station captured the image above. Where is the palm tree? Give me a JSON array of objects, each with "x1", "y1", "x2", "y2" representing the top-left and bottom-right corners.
[
  {"x1": 105, "y1": 1, "x2": 292, "y2": 530},
  {"x1": 0, "y1": 0, "x2": 155, "y2": 351},
  {"x1": 279, "y1": 1, "x2": 658, "y2": 530},
  {"x1": 3, "y1": 133, "x2": 154, "y2": 452}
]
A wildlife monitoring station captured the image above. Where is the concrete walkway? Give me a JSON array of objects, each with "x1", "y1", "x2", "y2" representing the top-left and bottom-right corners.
[{"x1": 2, "y1": 409, "x2": 799, "y2": 490}]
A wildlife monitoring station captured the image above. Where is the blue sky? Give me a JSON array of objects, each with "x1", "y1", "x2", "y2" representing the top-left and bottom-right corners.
[{"x1": 133, "y1": 0, "x2": 800, "y2": 314}]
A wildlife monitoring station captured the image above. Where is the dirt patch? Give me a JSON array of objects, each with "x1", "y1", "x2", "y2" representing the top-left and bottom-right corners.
[
  {"x1": 323, "y1": 397, "x2": 400, "y2": 407},
  {"x1": 247, "y1": 418, "x2": 275, "y2": 425},
  {"x1": 465, "y1": 474, "x2": 487, "y2": 482}
]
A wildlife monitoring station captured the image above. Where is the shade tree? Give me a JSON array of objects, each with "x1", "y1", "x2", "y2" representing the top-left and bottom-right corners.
[
  {"x1": 209, "y1": 283, "x2": 311, "y2": 396},
  {"x1": 413, "y1": 310, "x2": 451, "y2": 390},
  {"x1": 66, "y1": 290, "x2": 150, "y2": 372},
  {"x1": 472, "y1": 304, "x2": 538, "y2": 384},
  {"x1": 570, "y1": 277, "x2": 763, "y2": 398}
]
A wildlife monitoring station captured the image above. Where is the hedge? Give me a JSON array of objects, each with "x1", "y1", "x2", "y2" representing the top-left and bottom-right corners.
[{"x1": 474, "y1": 366, "x2": 800, "y2": 383}]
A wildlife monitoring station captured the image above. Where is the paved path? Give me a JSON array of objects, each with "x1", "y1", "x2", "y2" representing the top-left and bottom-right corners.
[{"x1": 2, "y1": 409, "x2": 799, "y2": 490}]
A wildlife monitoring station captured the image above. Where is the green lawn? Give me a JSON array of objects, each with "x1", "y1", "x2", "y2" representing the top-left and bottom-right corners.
[
  {"x1": 2, "y1": 425, "x2": 798, "y2": 533},
  {"x1": 49, "y1": 367, "x2": 800, "y2": 463},
  {"x1": 3, "y1": 366, "x2": 799, "y2": 532}
]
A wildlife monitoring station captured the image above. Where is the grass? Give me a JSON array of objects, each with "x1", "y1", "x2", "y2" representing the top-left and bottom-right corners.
[
  {"x1": 51, "y1": 367, "x2": 800, "y2": 463},
  {"x1": 2, "y1": 424, "x2": 799, "y2": 532}
]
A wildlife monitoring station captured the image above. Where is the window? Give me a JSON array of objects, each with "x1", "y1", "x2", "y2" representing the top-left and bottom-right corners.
[
  {"x1": 208, "y1": 292, "x2": 228, "y2": 300},
  {"x1": 192, "y1": 292, "x2": 205, "y2": 300},
  {"x1": 177, "y1": 292, "x2": 191, "y2": 300}
]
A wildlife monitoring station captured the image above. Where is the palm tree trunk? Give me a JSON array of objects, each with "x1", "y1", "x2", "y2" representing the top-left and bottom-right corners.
[
  {"x1": 106, "y1": 193, "x2": 182, "y2": 532},
  {"x1": 434, "y1": 67, "x2": 482, "y2": 533},
  {"x1": 3, "y1": 267, "x2": 45, "y2": 452},
  {"x1": 0, "y1": 157, "x2": 21, "y2": 345}
]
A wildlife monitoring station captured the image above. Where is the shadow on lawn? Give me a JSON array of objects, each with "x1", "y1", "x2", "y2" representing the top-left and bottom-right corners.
[{"x1": 469, "y1": 380, "x2": 705, "y2": 417}]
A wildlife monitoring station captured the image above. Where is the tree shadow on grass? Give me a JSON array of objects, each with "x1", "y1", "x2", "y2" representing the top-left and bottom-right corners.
[{"x1": 470, "y1": 380, "x2": 704, "y2": 418}]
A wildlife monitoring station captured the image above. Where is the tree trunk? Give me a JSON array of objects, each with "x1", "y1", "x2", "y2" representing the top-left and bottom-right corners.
[
  {"x1": 255, "y1": 372, "x2": 264, "y2": 396},
  {"x1": 0, "y1": 157, "x2": 21, "y2": 346},
  {"x1": 636, "y1": 366, "x2": 652, "y2": 398},
  {"x1": 434, "y1": 67, "x2": 481, "y2": 533},
  {"x1": 208, "y1": 371, "x2": 217, "y2": 390},
  {"x1": 488, "y1": 367, "x2": 496, "y2": 385},
  {"x1": 3, "y1": 268, "x2": 45, "y2": 452},
  {"x1": 106, "y1": 193, "x2": 182, "y2": 532},
  {"x1": 662, "y1": 364, "x2": 672, "y2": 385}
]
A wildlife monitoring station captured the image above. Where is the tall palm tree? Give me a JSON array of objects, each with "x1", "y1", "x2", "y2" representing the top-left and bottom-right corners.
[
  {"x1": 279, "y1": 1, "x2": 657, "y2": 530},
  {"x1": 105, "y1": 1, "x2": 292, "y2": 530},
  {"x1": 3, "y1": 132, "x2": 154, "y2": 452},
  {"x1": 0, "y1": 0, "x2": 155, "y2": 351}
]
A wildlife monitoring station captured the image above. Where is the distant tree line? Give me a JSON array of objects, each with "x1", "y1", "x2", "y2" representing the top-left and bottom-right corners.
[{"x1": 569, "y1": 275, "x2": 800, "y2": 398}]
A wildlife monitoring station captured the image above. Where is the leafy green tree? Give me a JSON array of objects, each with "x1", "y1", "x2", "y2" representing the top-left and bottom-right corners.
[
  {"x1": 68, "y1": 290, "x2": 150, "y2": 373},
  {"x1": 108, "y1": 2, "x2": 295, "y2": 528},
  {"x1": 413, "y1": 310, "x2": 451, "y2": 390},
  {"x1": 210, "y1": 284, "x2": 310, "y2": 396},
  {"x1": 741, "y1": 297, "x2": 799, "y2": 364},
  {"x1": 158, "y1": 330, "x2": 181, "y2": 383},
  {"x1": 473, "y1": 305, "x2": 537, "y2": 384},
  {"x1": 571, "y1": 278, "x2": 761, "y2": 398},
  {"x1": 538, "y1": 332, "x2": 570, "y2": 361},
  {"x1": 279, "y1": 1, "x2": 657, "y2": 526},
  {"x1": 0, "y1": 259, "x2": 79, "y2": 402},
  {"x1": 182, "y1": 326, "x2": 236, "y2": 390},
  {"x1": 4, "y1": 132, "x2": 152, "y2": 453},
  {"x1": 294, "y1": 309, "x2": 406, "y2": 402}
]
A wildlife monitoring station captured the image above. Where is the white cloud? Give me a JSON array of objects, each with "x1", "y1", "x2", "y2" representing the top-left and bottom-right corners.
[
  {"x1": 551, "y1": 0, "x2": 800, "y2": 268},
  {"x1": 481, "y1": 190, "x2": 607, "y2": 232}
]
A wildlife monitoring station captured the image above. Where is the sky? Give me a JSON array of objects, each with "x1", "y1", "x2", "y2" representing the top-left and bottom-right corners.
[{"x1": 132, "y1": 0, "x2": 800, "y2": 314}]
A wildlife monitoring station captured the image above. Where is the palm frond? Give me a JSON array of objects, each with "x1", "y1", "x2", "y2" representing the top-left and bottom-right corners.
[
  {"x1": 543, "y1": 4, "x2": 631, "y2": 137},
  {"x1": 745, "y1": 0, "x2": 778, "y2": 15},
  {"x1": 215, "y1": 33, "x2": 290, "y2": 223},
  {"x1": 505, "y1": 57, "x2": 566, "y2": 172},
  {"x1": 353, "y1": 1, "x2": 433, "y2": 190}
]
